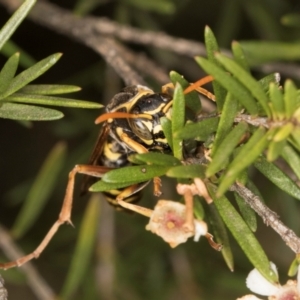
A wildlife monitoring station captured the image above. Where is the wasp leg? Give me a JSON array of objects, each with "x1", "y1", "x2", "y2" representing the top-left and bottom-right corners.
[
  {"x1": 117, "y1": 131, "x2": 148, "y2": 154},
  {"x1": 0, "y1": 164, "x2": 111, "y2": 270},
  {"x1": 153, "y1": 177, "x2": 162, "y2": 196},
  {"x1": 116, "y1": 198, "x2": 153, "y2": 217}
]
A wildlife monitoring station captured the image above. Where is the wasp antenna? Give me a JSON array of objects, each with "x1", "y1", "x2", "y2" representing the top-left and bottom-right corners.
[
  {"x1": 95, "y1": 112, "x2": 152, "y2": 124},
  {"x1": 184, "y1": 75, "x2": 214, "y2": 95}
]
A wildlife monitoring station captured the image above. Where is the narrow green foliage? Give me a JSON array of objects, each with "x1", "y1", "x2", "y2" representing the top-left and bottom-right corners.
[
  {"x1": 6, "y1": 93, "x2": 103, "y2": 109},
  {"x1": 0, "y1": 53, "x2": 62, "y2": 100},
  {"x1": 195, "y1": 56, "x2": 258, "y2": 115},
  {"x1": 133, "y1": 153, "x2": 181, "y2": 166},
  {"x1": 241, "y1": 41, "x2": 300, "y2": 65},
  {"x1": 175, "y1": 117, "x2": 219, "y2": 140},
  {"x1": 60, "y1": 194, "x2": 100, "y2": 300},
  {"x1": 102, "y1": 165, "x2": 171, "y2": 184},
  {"x1": 207, "y1": 202, "x2": 234, "y2": 271},
  {"x1": 211, "y1": 93, "x2": 239, "y2": 156},
  {"x1": 283, "y1": 80, "x2": 298, "y2": 118},
  {"x1": 217, "y1": 127, "x2": 269, "y2": 196},
  {"x1": 90, "y1": 179, "x2": 148, "y2": 193},
  {"x1": 267, "y1": 139, "x2": 286, "y2": 162},
  {"x1": 169, "y1": 71, "x2": 201, "y2": 114},
  {"x1": 254, "y1": 156, "x2": 300, "y2": 201},
  {"x1": 281, "y1": 145, "x2": 300, "y2": 180},
  {"x1": 171, "y1": 83, "x2": 185, "y2": 160},
  {"x1": 207, "y1": 184, "x2": 278, "y2": 283},
  {"x1": 204, "y1": 26, "x2": 227, "y2": 110},
  {"x1": 160, "y1": 117, "x2": 173, "y2": 151},
  {"x1": 166, "y1": 165, "x2": 206, "y2": 179},
  {"x1": 291, "y1": 128, "x2": 300, "y2": 151},
  {"x1": 273, "y1": 123, "x2": 294, "y2": 142},
  {"x1": 269, "y1": 82, "x2": 285, "y2": 121},
  {"x1": 0, "y1": 103, "x2": 63, "y2": 121},
  {"x1": 232, "y1": 41, "x2": 250, "y2": 72},
  {"x1": 20, "y1": 84, "x2": 81, "y2": 95},
  {"x1": 215, "y1": 53, "x2": 270, "y2": 116},
  {"x1": 207, "y1": 122, "x2": 249, "y2": 177},
  {"x1": 288, "y1": 257, "x2": 300, "y2": 277},
  {"x1": 0, "y1": 53, "x2": 19, "y2": 94},
  {"x1": 234, "y1": 192, "x2": 257, "y2": 232},
  {"x1": 193, "y1": 197, "x2": 205, "y2": 220},
  {"x1": 0, "y1": 0, "x2": 36, "y2": 51},
  {"x1": 11, "y1": 142, "x2": 66, "y2": 238},
  {"x1": 259, "y1": 73, "x2": 280, "y2": 93}
]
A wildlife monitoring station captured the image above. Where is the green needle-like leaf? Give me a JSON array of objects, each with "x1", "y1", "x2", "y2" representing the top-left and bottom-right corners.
[
  {"x1": 0, "y1": 53, "x2": 19, "y2": 94},
  {"x1": 133, "y1": 153, "x2": 181, "y2": 166},
  {"x1": 0, "y1": 0, "x2": 36, "y2": 51},
  {"x1": 11, "y1": 142, "x2": 66, "y2": 238},
  {"x1": 207, "y1": 122, "x2": 249, "y2": 177},
  {"x1": 211, "y1": 92, "x2": 239, "y2": 156},
  {"x1": 207, "y1": 202, "x2": 234, "y2": 271},
  {"x1": 241, "y1": 41, "x2": 300, "y2": 65},
  {"x1": 207, "y1": 183, "x2": 277, "y2": 283},
  {"x1": 232, "y1": 41, "x2": 250, "y2": 72},
  {"x1": 254, "y1": 156, "x2": 300, "y2": 200},
  {"x1": 161, "y1": 117, "x2": 173, "y2": 151},
  {"x1": 284, "y1": 79, "x2": 298, "y2": 118},
  {"x1": 20, "y1": 84, "x2": 81, "y2": 95},
  {"x1": 60, "y1": 194, "x2": 100, "y2": 299},
  {"x1": 273, "y1": 123, "x2": 294, "y2": 142},
  {"x1": 170, "y1": 71, "x2": 201, "y2": 114},
  {"x1": 0, "y1": 103, "x2": 63, "y2": 121},
  {"x1": 171, "y1": 83, "x2": 185, "y2": 160},
  {"x1": 0, "y1": 53, "x2": 62, "y2": 100},
  {"x1": 89, "y1": 179, "x2": 149, "y2": 193},
  {"x1": 204, "y1": 26, "x2": 227, "y2": 110},
  {"x1": 259, "y1": 73, "x2": 280, "y2": 93},
  {"x1": 195, "y1": 57, "x2": 258, "y2": 115},
  {"x1": 267, "y1": 139, "x2": 286, "y2": 162},
  {"x1": 281, "y1": 145, "x2": 300, "y2": 180},
  {"x1": 166, "y1": 165, "x2": 206, "y2": 179},
  {"x1": 217, "y1": 127, "x2": 269, "y2": 196},
  {"x1": 269, "y1": 82, "x2": 285, "y2": 121},
  {"x1": 6, "y1": 93, "x2": 103, "y2": 109},
  {"x1": 234, "y1": 192, "x2": 257, "y2": 232},
  {"x1": 175, "y1": 117, "x2": 219, "y2": 141},
  {"x1": 215, "y1": 53, "x2": 270, "y2": 116},
  {"x1": 102, "y1": 165, "x2": 170, "y2": 184}
]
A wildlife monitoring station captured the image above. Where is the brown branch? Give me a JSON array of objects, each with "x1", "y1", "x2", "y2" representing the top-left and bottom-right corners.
[
  {"x1": 232, "y1": 183, "x2": 300, "y2": 254},
  {"x1": 2, "y1": 0, "x2": 300, "y2": 83},
  {"x1": 0, "y1": 274, "x2": 7, "y2": 300},
  {"x1": 0, "y1": 224, "x2": 56, "y2": 300}
]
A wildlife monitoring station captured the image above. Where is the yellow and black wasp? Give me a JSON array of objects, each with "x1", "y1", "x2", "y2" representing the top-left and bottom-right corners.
[
  {"x1": 0, "y1": 76, "x2": 214, "y2": 269},
  {"x1": 81, "y1": 84, "x2": 174, "y2": 208}
]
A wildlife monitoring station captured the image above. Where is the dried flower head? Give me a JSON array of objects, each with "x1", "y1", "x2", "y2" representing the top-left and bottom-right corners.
[
  {"x1": 117, "y1": 198, "x2": 210, "y2": 248},
  {"x1": 145, "y1": 200, "x2": 208, "y2": 247}
]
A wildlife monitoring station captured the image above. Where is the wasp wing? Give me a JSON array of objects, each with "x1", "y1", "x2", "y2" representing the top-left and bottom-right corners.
[{"x1": 80, "y1": 122, "x2": 111, "y2": 195}]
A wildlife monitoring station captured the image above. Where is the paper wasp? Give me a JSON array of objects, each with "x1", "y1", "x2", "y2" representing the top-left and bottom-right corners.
[{"x1": 0, "y1": 76, "x2": 214, "y2": 269}]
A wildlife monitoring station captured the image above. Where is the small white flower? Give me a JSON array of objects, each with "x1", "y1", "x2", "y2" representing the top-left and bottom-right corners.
[
  {"x1": 246, "y1": 262, "x2": 279, "y2": 296},
  {"x1": 239, "y1": 263, "x2": 300, "y2": 300}
]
